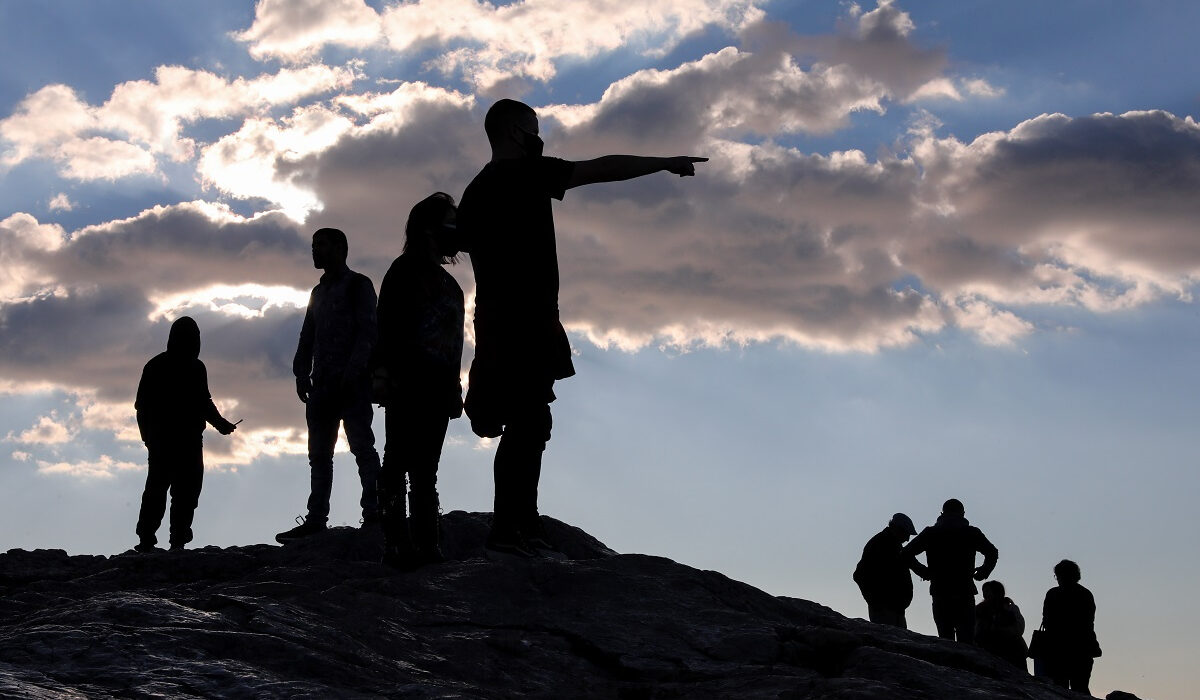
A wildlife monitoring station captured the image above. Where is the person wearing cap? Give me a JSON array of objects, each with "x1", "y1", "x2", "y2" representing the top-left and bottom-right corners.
[
  {"x1": 853, "y1": 513, "x2": 929, "y2": 628},
  {"x1": 902, "y1": 498, "x2": 999, "y2": 643}
]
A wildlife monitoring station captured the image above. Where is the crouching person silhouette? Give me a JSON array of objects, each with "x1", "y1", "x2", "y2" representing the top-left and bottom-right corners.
[
  {"x1": 373, "y1": 192, "x2": 464, "y2": 569},
  {"x1": 278, "y1": 228, "x2": 382, "y2": 542},
  {"x1": 134, "y1": 316, "x2": 237, "y2": 552}
]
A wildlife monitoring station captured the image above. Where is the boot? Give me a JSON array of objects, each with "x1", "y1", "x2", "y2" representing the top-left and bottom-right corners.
[{"x1": 409, "y1": 494, "x2": 444, "y2": 565}]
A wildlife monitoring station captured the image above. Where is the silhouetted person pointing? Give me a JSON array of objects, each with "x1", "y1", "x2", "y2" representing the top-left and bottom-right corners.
[
  {"x1": 459, "y1": 98, "x2": 707, "y2": 556},
  {"x1": 134, "y1": 316, "x2": 236, "y2": 552},
  {"x1": 854, "y1": 513, "x2": 928, "y2": 628},
  {"x1": 277, "y1": 228, "x2": 382, "y2": 542},
  {"x1": 902, "y1": 498, "x2": 998, "y2": 643}
]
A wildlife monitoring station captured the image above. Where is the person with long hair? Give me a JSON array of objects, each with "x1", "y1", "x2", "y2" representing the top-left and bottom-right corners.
[{"x1": 373, "y1": 192, "x2": 465, "y2": 568}]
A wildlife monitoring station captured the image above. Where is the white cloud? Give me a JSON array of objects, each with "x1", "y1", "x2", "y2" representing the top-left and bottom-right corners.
[
  {"x1": 198, "y1": 105, "x2": 354, "y2": 220},
  {"x1": 0, "y1": 213, "x2": 66, "y2": 298},
  {"x1": 48, "y1": 193, "x2": 74, "y2": 211},
  {"x1": 36, "y1": 454, "x2": 141, "y2": 480},
  {"x1": 951, "y1": 298, "x2": 1034, "y2": 346},
  {"x1": 6, "y1": 413, "x2": 74, "y2": 445},
  {"x1": 235, "y1": 0, "x2": 383, "y2": 62},
  {"x1": 382, "y1": 0, "x2": 766, "y2": 90},
  {"x1": 962, "y1": 78, "x2": 1004, "y2": 98},
  {"x1": 237, "y1": 0, "x2": 768, "y2": 91},
  {"x1": 0, "y1": 64, "x2": 356, "y2": 181}
]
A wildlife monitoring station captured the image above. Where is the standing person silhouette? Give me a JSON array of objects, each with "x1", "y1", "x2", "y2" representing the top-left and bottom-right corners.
[
  {"x1": 459, "y1": 98, "x2": 706, "y2": 555},
  {"x1": 1039, "y1": 559, "x2": 1100, "y2": 693},
  {"x1": 902, "y1": 498, "x2": 998, "y2": 643},
  {"x1": 277, "y1": 228, "x2": 382, "y2": 542},
  {"x1": 373, "y1": 193, "x2": 464, "y2": 569},
  {"x1": 134, "y1": 316, "x2": 237, "y2": 552},
  {"x1": 854, "y1": 513, "x2": 928, "y2": 628}
]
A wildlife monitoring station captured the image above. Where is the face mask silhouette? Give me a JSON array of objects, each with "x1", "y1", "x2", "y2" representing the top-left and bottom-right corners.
[
  {"x1": 438, "y1": 222, "x2": 459, "y2": 258},
  {"x1": 516, "y1": 128, "x2": 543, "y2": 157}
]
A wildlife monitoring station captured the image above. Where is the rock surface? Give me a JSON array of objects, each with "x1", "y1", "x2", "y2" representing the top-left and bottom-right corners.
[{"x1": 0, "y1": 512, "x2": 1144, "y2": 699}]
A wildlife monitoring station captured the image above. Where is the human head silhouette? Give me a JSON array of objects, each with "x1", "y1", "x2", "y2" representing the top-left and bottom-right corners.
[
  {"x1": 166, "y1": 316, "x2": 201, "y2": 360},
  {"x1": 1054, "y1": 559, "x2": 1081, "y2": 584},
  {"x1": 484, "y1": 99, "x2": 540, "y2": 158},
  {"x1": 312, "y1": 227, "x2": 348, "y2": 270},
  {"x1": 888, "y1": 512, "x2": 917, "y2": 540},
  {"x1": 404, "y1": 192, "x2": 458, "y2": 265},
  {"x1": 942, "y1": 498, "x2": 965, "y2": 516},
  {"x1": 981, "y1": 580, "x2": 1005, "y2": 602}
]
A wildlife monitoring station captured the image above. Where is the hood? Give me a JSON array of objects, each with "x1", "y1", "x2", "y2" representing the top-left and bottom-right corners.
[
  {"x1": 166, "y1": 316, "x2": 201, "y2": 360},
  {"x1": 935, "y1": 513, "x2": 969, "y2": 528}
]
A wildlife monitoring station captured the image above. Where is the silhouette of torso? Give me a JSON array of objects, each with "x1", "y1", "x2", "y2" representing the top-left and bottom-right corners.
[
  {"x1": 294, "y1": 267, "x2": 378, "y2": 386},
  {"x1": 135, "y1": 321, "x2": 219, "y2": 442},
  {"x1": 1043, "y1": 583, "x2": 1097, "y2": 651},
  {"x1": 855, "y1": 528, "x2": 915, "y2": 609},
  {"x1": 459, "y1": 155, "x2": 576, "y2": 382},
  {"x1": 906, "y1": 514, "x2": 997, "y2": 596},
  {"x1": 375, "y1": 253, "x2": 464, "y2": 402}
]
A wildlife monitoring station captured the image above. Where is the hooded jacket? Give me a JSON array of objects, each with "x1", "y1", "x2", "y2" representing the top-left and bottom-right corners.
[
  {"x1": 902, "y1": 513, "x2": 998, "y2": 597},
  {"x1": 135, "y1": 317, "x2": 224, "y2": 443}
]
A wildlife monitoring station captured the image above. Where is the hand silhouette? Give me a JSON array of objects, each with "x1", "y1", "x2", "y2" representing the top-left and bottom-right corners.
[
  {"x1": 296, "y1": 376, "x2": 311, "y2": 404},
  {"x1": 666, "y1": 156, "x2": 708, "y2": 177},
  {"x1": 217, "y1": 418, "x2": 238, "y2": 436}
]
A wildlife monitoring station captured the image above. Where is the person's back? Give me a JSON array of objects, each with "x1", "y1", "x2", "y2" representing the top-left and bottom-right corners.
[
  {"x1": 1044, "y1": 581, "x2": 1096, "y2": 644},
  {"x1": 913, "y1": 512, "x2": 996, "y2": 596},
  {"x1": 134, "y1": 316, "x2": 236, "y2": 552},
  {"x1": 1039, "y1": 559, "x2": 1099, "y2": 693},
  {"x1": 975, "y1": 581, "x2": 1028, "y2": 670},
  {"x1": 136, "y1": 322, "x2": 212, "y2": 441},
  {"x1": 903, "y1": 499, "x2": 998, "y2": 642}
]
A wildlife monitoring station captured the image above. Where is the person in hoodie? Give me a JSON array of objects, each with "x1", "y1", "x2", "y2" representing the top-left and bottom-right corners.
[
  {"x1": 134, "y1": 316, "x2": 237, "y2": 552},
  {"x1": 372, "y1": 192, "x2": 464, "y2": 569},
  {"x1": 854, "y1": 512, "x2": 929, "y2": 628},
  {"x1": 902, "y1": 498, "x2": 998, "y2": 643},
  {"x1": 278, "y1": 227, "x2": 382, "y2": 542},
  {"x1": 975, "y1": 580, "x2": 1028, "y2": 670}
]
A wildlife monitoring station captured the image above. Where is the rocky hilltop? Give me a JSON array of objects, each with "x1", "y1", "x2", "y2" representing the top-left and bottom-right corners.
[{"x1": 0, "y1": 512, "x2": 1144, "y2": 699}]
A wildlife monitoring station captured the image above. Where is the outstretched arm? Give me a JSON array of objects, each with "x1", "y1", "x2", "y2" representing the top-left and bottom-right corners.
[{"x1": 567, "y1": 155, "x2": 707, "y2": 189}]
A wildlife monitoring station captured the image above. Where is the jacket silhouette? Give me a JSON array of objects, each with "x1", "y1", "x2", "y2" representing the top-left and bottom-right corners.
[
  {"x1": 279, "y1": 228, "x2": 382, "y2": 541},
  {"x1": 902, "y1": 500, "x2": 998, "y2": 642},
  {"x1": 134, "y1": 316, "x2": 235, "y2": 551},
  {"x1": 854, "y1": 513, "x2": 927, "y2": 628},
  {"x1": 136, "y1": 317, "x2": 229, "y2": 443},
  {"x1": 975, "y1": 581, "x2": 1028, "y2": 670},
  {"x1": 372, "y1": 192, "x2": 465, "y2": 569},
  {"x1": 1039, "y1": 559, "x2": 1100, "y2": 693},
  {"x1": 904, "y1": 512, "x2": 998, "y2": 597}
]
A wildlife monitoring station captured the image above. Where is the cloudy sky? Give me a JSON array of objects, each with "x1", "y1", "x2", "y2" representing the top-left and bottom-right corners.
[{"x1": 2, "y1": 1, "x2": 1198, "y2": 696}]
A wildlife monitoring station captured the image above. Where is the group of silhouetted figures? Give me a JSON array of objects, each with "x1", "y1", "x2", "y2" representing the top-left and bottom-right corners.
[
  {"x1": 854, "y1": 501, "x2": 1102, "y2": 694},
  {"x1": 132, "y1": 99, "x2": 706, "y2": 568},
  {"x1": 128, "y1": 100, "x2": 1101, "y2": 694}
]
